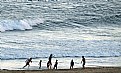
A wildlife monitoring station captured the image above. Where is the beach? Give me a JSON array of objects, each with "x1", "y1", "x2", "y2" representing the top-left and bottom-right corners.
[
  {"x1": 0, "y1": 0, "x2": 121, "y2": 73},
  {"x1": 1, "y1": 57, "x2": 121, "y2": 70},
  {"x1": 1, "y1": 67, "x2": 121, "y2": 73}
]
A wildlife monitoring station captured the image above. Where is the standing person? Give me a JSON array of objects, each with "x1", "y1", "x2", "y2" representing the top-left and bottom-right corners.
[
  {"x1": 48, "y1": 54, "x2": 53, "y2": 63},
  {"x1": 53, "y1": 60, "x2": 58, "y2": 69},
  {"x1": 48, "y1": 54, "x2": 53, "y2": 69},
  {"x1": 38, "y1": 60, "x2": 42, "y2": 69},
  {"x1": 70, "y1": 59, "x2": 74, "y2": 69},
  {"x1": 23, "y1": 58, "x2": 32, "y2": 68},
  {"x1": 81, "y1": 56, "x2": 86, "y2": 68}
]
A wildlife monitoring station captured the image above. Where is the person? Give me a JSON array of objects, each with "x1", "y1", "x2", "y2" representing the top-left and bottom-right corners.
[
  {"x1": 70, "y1": 59, "x2": 74, "y2": 69},
  {"x1": 48, "y1": 54, "x2": 53, "y2": 69},
  {"x1": 48, "y1": 54, "x2": 53, "y2": 63},
  {"x1": 38, "y1": 60, "x2": 42, "y2": 69},
  {"x1": 23, "y1": 58, "x2": 32, "y2": 68},
  {"x1": 81, "y1": 56, "x2": 85, "y2": 68},
  {"x1": 53, "y1": 60, "x2": 58, "y2": 69}
]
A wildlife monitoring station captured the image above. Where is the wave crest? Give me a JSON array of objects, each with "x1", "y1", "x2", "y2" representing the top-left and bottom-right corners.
[{"x1": 0, "y1": 18, "x2": 44, "y2": 32}]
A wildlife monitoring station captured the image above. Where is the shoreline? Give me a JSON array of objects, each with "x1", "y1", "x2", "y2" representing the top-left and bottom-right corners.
[
  {"x1": 1, "y1": 57, "x2": 121, "y2": 70},
  {"x1": 1, "y1": 67, "x2": 121, "y2": 73}
]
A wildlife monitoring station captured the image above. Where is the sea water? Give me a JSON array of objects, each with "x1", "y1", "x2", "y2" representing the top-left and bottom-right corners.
[{"x1": 0, "y1": 0, "x2": 121, "y2": 70}]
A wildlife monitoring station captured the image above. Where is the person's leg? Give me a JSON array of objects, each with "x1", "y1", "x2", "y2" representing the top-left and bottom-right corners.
[
  {"x1": 50, "y1": 65, "x2": 52, "y2": 69},
  {"x1": 23, "y1": 64, "x2": 27, "y2": 68},
  {"x1": 56, "y1": 66, "x2": 57, "y2": 69},
  {"x1": 47, "y1": 66, "x2": 49, "y2": 69},
  {"x1": 39, "y1": 66, "x2": 40, "y2": 69},
  {"x1": 82, "y1": 63, "x2": 85, "y2": 68},
  {"x1": 28, "y1": 64, "x2": 30, "y2": 68},
  {"x1": 70, "y1": 66, "x2": 72, "y2": 69},
  {"x1": 39, "y1": 65, "x2": 41, "y2": 69}
]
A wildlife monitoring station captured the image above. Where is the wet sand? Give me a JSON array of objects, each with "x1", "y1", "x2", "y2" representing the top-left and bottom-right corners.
[{"x1": 1, "y1": 67, "x2": 121, "y2": 73}]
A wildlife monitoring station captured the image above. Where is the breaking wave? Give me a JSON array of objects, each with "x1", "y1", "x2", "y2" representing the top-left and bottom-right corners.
[
  {"x1": 0, "y1": 18, "x2": 44, "y2": 32},
  {"x1": 0, "y1": 13, "x2": 121, "y2": 32},
  {"x1": 0, "y1": 0, "x2": 121, "y2": 32}
]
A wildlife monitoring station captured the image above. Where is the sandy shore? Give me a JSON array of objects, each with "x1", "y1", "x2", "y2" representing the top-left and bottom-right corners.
[{"x1": 1, "y1": 67, "x2": 121, "y2": 73}]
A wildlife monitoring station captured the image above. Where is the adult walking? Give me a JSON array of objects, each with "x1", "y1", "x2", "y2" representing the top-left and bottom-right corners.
[{"x1": 48, "y1": 54, "x2": 53, "y2": 69}]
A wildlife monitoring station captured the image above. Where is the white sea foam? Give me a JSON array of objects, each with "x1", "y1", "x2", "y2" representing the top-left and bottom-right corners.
[{"x1": 0, "y1": 19, "x2": 44, "y2": 32}]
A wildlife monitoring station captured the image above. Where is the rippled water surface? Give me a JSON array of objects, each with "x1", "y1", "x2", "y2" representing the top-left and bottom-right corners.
[{"x1": 0, "y1": 0, "x2": 121, "y2": 60}]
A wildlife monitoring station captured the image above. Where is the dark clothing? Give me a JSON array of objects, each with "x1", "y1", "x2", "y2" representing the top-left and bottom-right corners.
[
  {"x1": 39, "y1": 60, "x2": 42, "y2": 69},
  {"x1": 48, "y1": 54, "x2": 53, "y2": 66},
  {"x1": 82, "y1": 58, "x2": 85, "y2": 65},
  {"x1": 53, "y1": 61, "x2": 58, "y2": 69},
  {"x1": 47, "y1": 54, "x2": 53, "y2": 69},
  {"x1": 71, "y1": 61, "x2": 74, "y2": 66},
  {"x1": 82, "y1": 56, "x2": 86, "y2": 68},
  {"x1": 26, "y1": 62, "x2": 30, "y2": 65},
  {"x1": 49, "y1": 55, "x2": 52, "y2": 63},
  {"x1": 23, "y1": 58, "x2": 32, "y2": 68},
  {"x1": 70, "y1": 60, "x2": 74, "y2": 69},
  {"x1": 26, "y1": 59, "x2": 32, "y2": 65},
  {"x1": 47, "y1": 61, "x2": 49, "y2": 68}
]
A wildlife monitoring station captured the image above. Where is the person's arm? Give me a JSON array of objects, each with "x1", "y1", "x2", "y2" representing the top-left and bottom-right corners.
[{"x1": 25, "y1": 59, "x2": 28, "y2": 63}]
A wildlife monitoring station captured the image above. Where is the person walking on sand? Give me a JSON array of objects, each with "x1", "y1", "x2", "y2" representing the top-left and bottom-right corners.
[
  {"x1": 70, "y1": 59, "x2": 74, "y2": 69},
  {"x1": 53, "y1": 60, "x2": 58, "y2": 69},
  {"x1": 38, "y1": 60, "x2": 42, "y2": 69},
  {"x1": 48, "y1": 54, "x2": 53, "y2": 69},
  {"x1": 23, "y1": 58, "x2": 32, "y2": 68},
  {"x1": 49, "y1": 54, "x2": 53, "y2": 63},
  {"x1": 81, "y1": 56, "x2": 85, "y2": 68}
]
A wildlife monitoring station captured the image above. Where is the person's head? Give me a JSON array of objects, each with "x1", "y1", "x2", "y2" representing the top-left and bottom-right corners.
[
  {"x1": 30, "y1": 58, "x2": 32, "y2": 60},
  {"x1": 40, "y1": 60, "x2": 42, "y2": 62},
  {"x1": 82, "y1": 56, "x2": 84, "y2": 58},
  {"x1": 56, "y1": 60, "x2": 58, "y2": 62},
  {"x1": 50, "y1": 54, "x2": 52, "y2": 56},
  {"x1": 71, "y1": 59, "x2": 73, "y2": 62}
]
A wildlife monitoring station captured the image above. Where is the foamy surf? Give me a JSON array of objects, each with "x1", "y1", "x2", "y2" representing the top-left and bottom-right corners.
[
  {"x1": 0, "y1": 0, "x2": 121, "y2": 70},
  {"x1": 0, "y1": 18, "x2": 44, "y2": 32}
]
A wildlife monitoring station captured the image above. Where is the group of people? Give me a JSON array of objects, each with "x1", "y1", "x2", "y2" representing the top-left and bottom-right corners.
[
  {"x1": 47, "y1": 54, "x2": 58, "y2": 69},
  {"x1": 70, "y1": 56, "x2": 85, "y2": 69},
  {"x1": 23, "y1": 54, "x2": 86, "y2": 69}
]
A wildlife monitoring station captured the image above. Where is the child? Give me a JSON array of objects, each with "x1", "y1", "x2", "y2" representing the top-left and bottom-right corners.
[
  {"x1": 23, "y1": 58, "x2": 32, "y2": 68},
  {"x1": 39, "y1": 60, "x2": 42, "y2": 69},
  {"x1": 53, "y1": 60, "x2": 58, "y2": 69},
  {"x1": 70, "y1": 59, "x2": 74, "y2": 69},
  {"x1": 81, "y1": 56, "x2": 86, "y2": 68}
]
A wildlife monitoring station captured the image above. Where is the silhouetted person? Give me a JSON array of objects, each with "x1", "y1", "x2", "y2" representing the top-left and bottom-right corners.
[
  {"x1": 53, "y1": 60, "x2": 58, "y2": 69},
  {"x1": 23, "y1": 58, "x2": 32, "y2": 68},
  {"x1": 48, "y1": 54, "x2": 53, "y2": 69},
  {"x1": 81, "y1": 56, "x2": 85, "y2": 68},
  {"x1": 39, "y1": 60, "x2": 42, "y2": 69},
  {"x1": 49, "y1": 54, "x2": 53, "y2": 63},
  {"x1": 70, "y1": 59, "x2": 74, "y2": 69}
]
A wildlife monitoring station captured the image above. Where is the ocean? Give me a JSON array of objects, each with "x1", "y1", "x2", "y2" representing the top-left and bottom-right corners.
[{"x1": 0, "y1": 0, "x2": 121, "y2": 70}]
